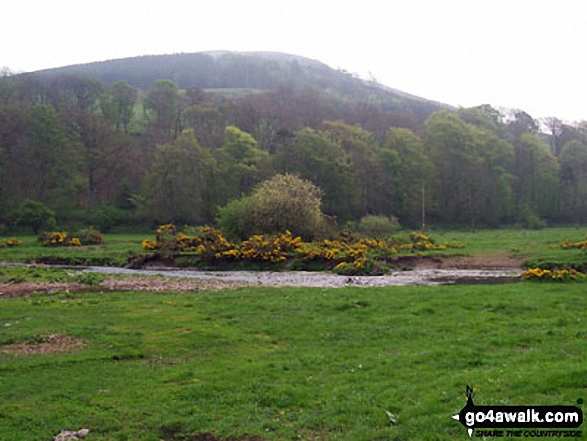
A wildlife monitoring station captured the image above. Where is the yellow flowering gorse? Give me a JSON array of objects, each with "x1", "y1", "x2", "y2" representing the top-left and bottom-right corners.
[
  {"x1": 141, "y1": 225, "x2": 467, "y2": 275},
  {"x1": 521, "y1": 267, "x2": 586, "y2": 282},
  {"x1": 40, "y1": 232, "x2": 82, "y2": 247},
  {"x1": 0, "y1": 237, "x2": 22, "y2": 247}
]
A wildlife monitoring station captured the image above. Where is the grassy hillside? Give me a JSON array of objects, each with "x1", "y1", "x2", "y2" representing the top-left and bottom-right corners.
[{"x1": 32, "y1": 51, "x2": 452, "y2": 120}]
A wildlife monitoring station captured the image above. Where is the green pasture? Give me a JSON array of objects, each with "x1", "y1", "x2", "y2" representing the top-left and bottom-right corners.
[
  {"x1": 432, "y1": 227, "x2": 586, "y2": 257},
  {"x1": 0, "y1": 283, "x2": 585, "y2": 440},
  {"x1": 0, "y1": 234, "x2": 147, "y2": 266}
]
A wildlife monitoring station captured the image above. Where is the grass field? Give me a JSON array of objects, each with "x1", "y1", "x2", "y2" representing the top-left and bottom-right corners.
[
  {"x1": 0, "y1": 282, "x2": 585, "y2": 440},
  {"x1": 432, "y1": 227, "x2": 586, "y2": 257},
  {"x1": 0, "y1": 234, "x2": 147, "y2": 267}
]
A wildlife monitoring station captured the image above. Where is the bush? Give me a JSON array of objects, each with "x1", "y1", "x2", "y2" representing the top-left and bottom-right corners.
[
  {"x1": 39, "y1": 232, "x2": 82, "y2": 247},
  {"x1": 358, "y1": 215, "x2": 401, "y2": 238},
  {"x1": 517, "y1": 205, "x2": 546, "y2": 230},
  {"x1": 217, "y1": 174, "x2": 325, "y2": 240},
  {"x1": 0, "y1": 238, "x2": 22, "y2": 247},
  {"x1": 216, "y1": 196, "x2": 256, "y2": 240},
  {"x1": 72, "y1": 228, "x2": 105, "y2": 245},
  {"x1": 92, "y1": 205, "x2": 129, "y2": 232},
  {"x1": 17, "y1": 200, "x2": 56, "y2": 234},
  {"x1": 254, "y1": 174, "x2": 324, "y2": 239},
  {"x1": 521, "y1": 267, "x2": 586, "y2": 282}
]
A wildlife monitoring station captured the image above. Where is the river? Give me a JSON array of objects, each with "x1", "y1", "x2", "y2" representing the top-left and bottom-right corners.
[{"x1": 79, "y1": 266, "x2": 521, "y2": 287}]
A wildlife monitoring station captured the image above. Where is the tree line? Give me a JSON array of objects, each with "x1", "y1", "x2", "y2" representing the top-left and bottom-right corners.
[{"x1": 1, "y1": 72, "x2": 586, "y2": 233}]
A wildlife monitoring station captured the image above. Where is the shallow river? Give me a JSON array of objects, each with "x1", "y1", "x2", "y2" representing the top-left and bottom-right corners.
[{"x1": 80, "y1": 266, "x2": 521, "y2": 287}]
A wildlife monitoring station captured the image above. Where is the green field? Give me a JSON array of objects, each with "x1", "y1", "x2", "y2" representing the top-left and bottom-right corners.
[
  {"x1": 0, "y1": 233, "x2": 147, "y2": 267},
  {"x1": 0, "y1": 228, "x2": 585, "y2": 438},
  {"x1": 432, "y1": 227, "x2": 586, "y2": 257},
  {"x1": 0, "y1": 282, "x2": 585, "y2": 440}
]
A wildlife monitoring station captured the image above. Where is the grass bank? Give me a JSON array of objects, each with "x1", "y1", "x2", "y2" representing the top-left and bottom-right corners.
[{"x1": 0, "y1": 283, "x2": 585, "y2": 440}]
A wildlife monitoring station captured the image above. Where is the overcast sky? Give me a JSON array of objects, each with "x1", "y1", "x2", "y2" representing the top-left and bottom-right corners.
[{"x1": 2, "y1": 0, "x2": 586, "y2": 122}]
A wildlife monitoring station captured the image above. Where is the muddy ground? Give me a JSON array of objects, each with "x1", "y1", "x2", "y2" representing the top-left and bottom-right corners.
[{"x1": 0, "y1": 276, "x2": 251, "y2": 298}]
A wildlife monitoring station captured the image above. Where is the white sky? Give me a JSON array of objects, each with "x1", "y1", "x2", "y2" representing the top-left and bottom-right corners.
[{"x1": 2, "y1": 0, "x2": 586, "y2": 122}]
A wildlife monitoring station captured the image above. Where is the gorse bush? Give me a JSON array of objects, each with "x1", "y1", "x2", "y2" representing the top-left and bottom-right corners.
[
  {"x1": 39, "y1": 232, "x2": 82, "y2": 247},
  {"x1": 142, "y1": 225, "x2": 466, "y2": 275},
  {"x1": 521, "y1": 267, "x2": 586, "y2": 282},
  {"x1": 0, "y1": 238, "x2": 22, "y2": 247},
  {"x1": 559, "y1": 236, "x2": 587, "y2": 250},
  {"x1": 237, "y1": 231, "x2": 306, "y2": 262}
]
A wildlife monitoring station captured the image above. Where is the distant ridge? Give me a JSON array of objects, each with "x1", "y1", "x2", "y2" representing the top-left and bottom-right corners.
[{"x1": 32, "y1": 51, "x2": 453, "y2": 120}]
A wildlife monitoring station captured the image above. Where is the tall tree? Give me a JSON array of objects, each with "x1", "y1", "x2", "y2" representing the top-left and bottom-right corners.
[
  {"x1": 541, "y1": 116, "x2": 564, "y2": 156},
  {"x1": 506, "y1": 110, "x2": 539, "y2": 141},
  {"x1": 144, "y1": 79, "x2": 180, "y2": 142},
  {"x1": 512, "y1": 133, "x2": 559, "y2": 222},
  {"x1": 383, "y1": 128, "x2": 434, "y2": 225},
  {"x1": 144, "y1": 130, "x2": 215, "y2": 224},
  {"x1": 323, "y1": 121, "x2": 384, "y2": 218},
  {"x1": 558, "y1": 140, "x2": 587, "y2": 222},
  {"x1": 213, "y1": 126, "x2": 271, "y2": 205},
  {"x1": 74, "y1": 110, "x2": 113, "y2": 211},
  {"x1": 424, "y1": 111, "x2": 481, "y2": 225},
  {"x1": 22, "y1": 104, "x2": 73, "y2": 205},
  {"x1": 457, "y1": 104, "x2": 504, "y2": 135},
  {"x1": 100, "y1": 80, "x2": 137, "y2": 133},
  {"x1": 275, "y1": 127, "x2": 352, "y2": 220}
]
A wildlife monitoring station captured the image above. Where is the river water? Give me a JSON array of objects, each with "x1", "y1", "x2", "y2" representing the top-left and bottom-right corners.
[{"x1": 80, "y1": 266, "x2": 521, "y2": 287}]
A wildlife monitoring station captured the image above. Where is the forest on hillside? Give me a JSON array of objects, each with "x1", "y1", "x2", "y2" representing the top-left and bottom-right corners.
[{"x1": 0, "y1": 71, "x2": 586, "y2": 234}]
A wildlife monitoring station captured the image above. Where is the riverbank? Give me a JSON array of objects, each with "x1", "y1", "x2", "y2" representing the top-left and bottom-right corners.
[{"x1": 0, "y1": 262, "x2": 521, "y2": 298}]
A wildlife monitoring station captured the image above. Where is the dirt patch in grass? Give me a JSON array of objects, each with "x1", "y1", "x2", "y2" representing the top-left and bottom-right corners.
[
  {"x1": 1, "y1": 333, "x2": 84, "y2": 355},
  {"x1": 0, "y1": 277, "x2": 251, "y2": 298},
  {"x1": 411, "y1": 253, "x2": 524, "y2": 270}
]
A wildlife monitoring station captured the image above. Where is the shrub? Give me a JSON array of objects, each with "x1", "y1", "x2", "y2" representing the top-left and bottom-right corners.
[
  {"x1": 141, "y1": 223, "x2": 466, "y2": 275},
  {"x1": 237, "y1": 231, "x2": 305, "y2": 262},
  {"x1": 216, "y1": 196, "x2": 256, "y2": 240},
  {"x1": 39, "y1": 232, "x2": 68, "y2": 246},
  {"x1": 0, "y1": 238, "x2": 22, "y2": 247},
  {"x1": 217, "y1": 174, "x2": 326, "y2": 240},
  {"x1": 253, "y1": 174, "x2": 324, "y2": 239},
  {"x1": 521, "y1": 267, "x2": 586, "y2": 282},
  {"x1": 155, "y1": 224, "x2": 178, "y2": 258},
  {"x1": 142, "y1": 239, "x2": 157, "y2": 250},
  {"x1": 358, "y1": 215, "x2": 401, "y2": 238},
  {"x1": 517, "y1": 205, "x2": 546, "y2": 230},
  {"x1": 17, "y1": 200, "x2": 56, "y2": 234},
  {"x1": 92, "y1": 205, "x2": 128, "y2": 232},
  {"x1": 72, "y1": 228, "x2": 105, "y2": 245},
  {"x1": 559, "y1": 236, "x2": 587, "y2": 250},
  {"x1": 39, "y1": 232, "x2": 82, "y2": 247}
]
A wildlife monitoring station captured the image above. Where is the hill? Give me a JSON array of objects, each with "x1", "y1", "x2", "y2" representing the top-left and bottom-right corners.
[{"x1": 32, "y1": 51, "x2": 453, "y2": 121}]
